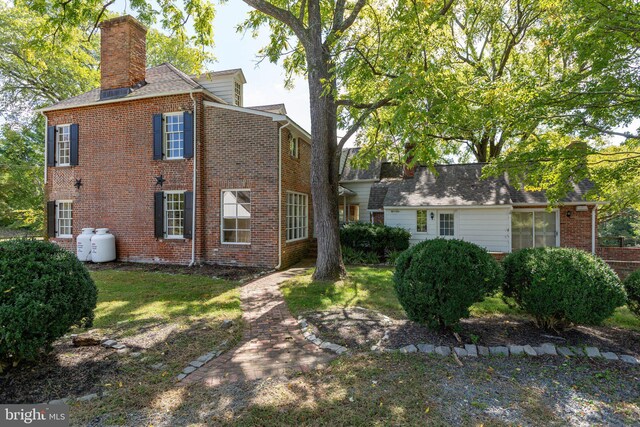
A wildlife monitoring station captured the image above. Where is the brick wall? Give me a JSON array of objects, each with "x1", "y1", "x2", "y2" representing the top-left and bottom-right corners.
[
  {"x1": 596, "y1": 247, "x2": 640, "y2": 279},
  {"x1": 46, "y1": 93, "x2": 205, "y2": 264},
  {"x1": 201, "y1": 106, "x2": 280, "y2": 268},
  {"x1": 99, "y1": 16, "x2": 147, "y2": 91},
  {"x1": 559, "y1": 205, "x2": 595, "y2": 252},
  {"x1": 280, "y1": 128, "x2": 312, "y2": 267}
]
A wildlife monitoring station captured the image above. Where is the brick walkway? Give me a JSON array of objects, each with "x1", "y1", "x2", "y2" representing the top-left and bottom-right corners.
[{"x1": 184, "y1": 265, "x2": 335, "y2": 387}]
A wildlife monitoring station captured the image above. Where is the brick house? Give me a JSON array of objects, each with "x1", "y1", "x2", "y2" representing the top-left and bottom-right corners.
[
  {"x1": 39, "y1": 15, "x2": 312, "y2": 268},
  {"x1": 339, "y1": 148, "x2": 601, "y2": 256}
]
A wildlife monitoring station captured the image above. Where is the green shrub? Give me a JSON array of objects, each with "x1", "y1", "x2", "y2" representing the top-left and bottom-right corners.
[
  {"x1": 0, "y1": 239, "x2": 97, "y2": 367},
  {"x1": 340, "y1": 222, "x2": 410, "y2": 262},
  {"x1": 623, "y1": 269, "x2": 640, "y2": 317},
  {"x1": 341, "y1": 246, "x2": 380, "y2": 265},
  {"x1": 503, "y1": 247, "x2": 626, "y2": 330},
  {"x1": 393, "y1": 239, "x2": 503, "y2": 330}
]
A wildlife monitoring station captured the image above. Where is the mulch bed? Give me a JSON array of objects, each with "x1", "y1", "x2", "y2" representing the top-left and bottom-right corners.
[
  {"x1": 306, "y1": 308, "x2": 640, "y2": 357},
  {"x1": 86, "y1": 261, "x2": 264, "y2": 281}
]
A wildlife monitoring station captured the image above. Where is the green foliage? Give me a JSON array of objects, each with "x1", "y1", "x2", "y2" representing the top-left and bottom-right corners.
[
  {"x1": 599, "y1": 209, "x2": 640, "y2": 239},
  {"x1": 340, "y1": 222, "x2": 410, "y2": 263},
  {"x1": 393, "y1": 239, "x2": 503, "y2": 330},
  {"x1": 503, "y1": 247, "x2": 626, "y2": 330},
  {"x1": 623, "y1": 269, "x2": 640, "y2": 318},
  {"x1": 0, "y1": 240, "x2": 97, "y2": 367},
  {"x1": 341, "y1": 245, "x2": 380, "y2": 265}
]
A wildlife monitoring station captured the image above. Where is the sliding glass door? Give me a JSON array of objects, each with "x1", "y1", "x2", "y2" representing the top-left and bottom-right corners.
[{"x1": 511, "y1": 211, "x2": 558, "y2": 251}]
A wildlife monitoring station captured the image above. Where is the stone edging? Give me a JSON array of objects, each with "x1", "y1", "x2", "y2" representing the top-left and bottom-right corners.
[
  {"x1": 298, "y1": 317, "x2": 639, "y2": 365},
  {"x1": 297, "y1": 317, "x2": 348, "y2": 355},
  {"x1": 176, "y1": 340, "x2": 228, "y2": 381}
]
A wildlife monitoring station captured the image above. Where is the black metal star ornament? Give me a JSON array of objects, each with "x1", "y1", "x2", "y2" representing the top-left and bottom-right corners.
[
  {"x1": 155, "y1": 174, "x2": 166, "y2": 187},
  {"x1": 74, "y1": 178, "x2": 83, "y2": 189}
]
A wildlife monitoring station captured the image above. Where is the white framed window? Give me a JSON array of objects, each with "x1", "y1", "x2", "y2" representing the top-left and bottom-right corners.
[
  {"x1": 164, "y1": 191, "x2": 185, "y2": 238},
  {"x1": 56, "y1": 125, "x2": 71, "y2": 166},
  {"x1": 416, "y1": 210, "x2": 428, "y2": 233},
  {"x1": 234, "y1": 81, "x2": 242, "y2": 106},
  {"x1": 289, "y1": 134, "x2": 299, "y2": 158},
  {"x1": 56, "y1": 200, "x2": 73, "y2": 238},
  {"x1": 439, "y1": 212, "x2": 455, "y2": 236},
  {"x1": 512, "y1": 210, "x2": 558, "y2": 251},
  {"x1": 222, "y1": 190, "x2": 251, "y2": 244},
  {"x1": 163, "y1": 113, "x2": 184, "y2": 159},
  {"x1": 287, "y1": 192, "x2": 308, "y2": 242}
]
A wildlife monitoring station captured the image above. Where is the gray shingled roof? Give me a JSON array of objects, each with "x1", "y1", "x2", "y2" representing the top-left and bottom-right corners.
[
  {"x1": 340, "y1": 148, "x2": 382, "y2": 181},
  {"x1": 364, "y1": 163, "x2": 595, "y2": 208},
  {"x1": 43, "y1": 63, "x2": 203, "y2": 110},
  {"x1": 248, "y1": 104, "x2": 287, "y2": 114}
]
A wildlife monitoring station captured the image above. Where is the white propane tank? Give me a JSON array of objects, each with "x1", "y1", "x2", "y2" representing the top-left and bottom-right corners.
[
  {"x1": 91, "y1": 228, "x2": 116, "y2": 263},
  {"x1": 77, "y1": 228, "x2": 95, "y2": 262}
]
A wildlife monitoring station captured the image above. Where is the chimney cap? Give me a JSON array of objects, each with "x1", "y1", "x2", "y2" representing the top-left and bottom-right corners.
[{"x1": 98, "y1": 14, "x2": 147, "y2": 33}]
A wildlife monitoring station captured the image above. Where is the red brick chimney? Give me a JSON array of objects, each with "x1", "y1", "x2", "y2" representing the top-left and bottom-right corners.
[
  {"x1": 403, "y1": 142, "x2": 416, "y2": 179},
  {"x1": 99, "y1": 15, "x2": 147, "y2": 99}
]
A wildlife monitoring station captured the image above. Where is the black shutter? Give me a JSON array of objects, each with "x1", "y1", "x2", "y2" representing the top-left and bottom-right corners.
[
  {"x1": 70, "y1": 123, "x2": 79, "y2": 166},
  {"x1": 47, "y1": 126, "x2": 56, "y2": 166},
  {"x1": 47, "y1": 201, "x2": 56, "y2": 238},
  {"x1": 183, "y1": 191, "x2": 193, "y2": 239},
  {"x1": 153, "y1": 114, "x2": 163, "y2": 160},
  {"x1": 154, "y1": 192, "x2": 164, "y2": 238},
  {"x1": 183, "y1": 111, "x2": 193, "y2": 159}
]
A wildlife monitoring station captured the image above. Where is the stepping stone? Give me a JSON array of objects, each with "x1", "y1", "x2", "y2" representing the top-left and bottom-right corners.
[
  {"x1": 303, "y1": 331, "x2": 313, "y2": 338},
  {"x1": 335, "y1": 346, "x2": 348, "y2": 355},
  {"x1": 489, "y1": 346, "x2": 509, "y2": 356},
  {"x1": 176, "y1": 373, "x2": 187, "y2": 381},
  {"x1": 197, "y1": 353, "x2": 215, "y2": 363},
  {"x1": 619, "y1": 355, "x2": 639, "y2": 365},
  {"x1": 130, "y1": 352, "x2": 142, "y2": 358},
  {"x1": 49, "y1": 398, "x2": 69, "y2": 405},
  {"x1": 465, "y1": 344, "x2": 478, "y2": 357},
  {"x1": 601, "y1": 352, "x2": 619, "y2": 361},
  {"x1": 435, "y1": 346, "x2": 451, "y2": 356},
  {"x1": 77, "y1": 393, "x2": 98, "y2": 402},
  {"x1": 532, "y1": 346, "x2": 545, "y2": 356},
  {"x1": 150, "y1": 363, "x2": 166, "y2": 370},
  {"x1": 306, "y1": 334, "x2": 317, "y2": 342},
  {"x1": 585, "y1": 347, "x2": 601, "y2": 358},
  {"x1": 570, "y1": 346, "x2": 585, "y2": 356},
  {"x1": 417, "y1": 344, "x2": 435, "y2": 354},
  {"x1": 189, "y1": 360, "x2": 205, "y2": 368},
  {"x1": 101, "y1": 339, "x2": 116, "y2": 348},
  {"x1": 453, "y1": 347, "x2": 467, "y2": 357},
  {"x1": 523, "y1": 345, "x2": 537, "y2": 356},
  {"x1": 312, "y1": 338, "x2": 322, "y2": 346},
  {"x1": 320, "y1": 342, "x2": 332, "y2": 349},
  {"x1": 509, "y1": 345, "x2": 524, "y2": 355},
  {"x1": 221, "y1": 319, "x2": 234, "y2": 329},
  {"x1": 112, "y1": 343, "x2": 126, "y2": 350},
  {"x1": 541, "y1": 343, "x2": 557, "y2": 356},
  {"x1": 117, "y1": 347, "x2": 129, "y2": 354},
  {"x1": 557, "y1": 347, "x2": 574, "y2": 357},
  {"x1": 400, "y1": 344, "x2": 417, "y2": 353},
  {"x1": 478, "y1": 346, "x2": 489, "y2": 356},
  {"x1": 183, "y1": 366, "x2": 197, "y2": 374}
]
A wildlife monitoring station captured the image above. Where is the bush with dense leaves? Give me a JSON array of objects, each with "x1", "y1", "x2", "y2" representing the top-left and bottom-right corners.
[
  {"x1": 393, "y1": 239, "x2": 503, "y2": 330},
  {"x1": 340, "y1": 222, "x2": 410, "y2": 263},
  {"x1": 0, "y1": 239, "x2": 97, "y2": 366},
  {"x1": 623, "y1": 269, "x2": 640, "y2": 317},
  {"x1": 503, "y1": 247, "x2": 626, "y2": 330}
]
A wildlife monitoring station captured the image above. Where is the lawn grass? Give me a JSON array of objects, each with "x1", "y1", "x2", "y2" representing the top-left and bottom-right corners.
[
  {"x1": 281, "y1": 266, "x2": 640, "y2": 331},
  {"x1": 68, "y1": 270, "x2": 244, "y2": 425}
]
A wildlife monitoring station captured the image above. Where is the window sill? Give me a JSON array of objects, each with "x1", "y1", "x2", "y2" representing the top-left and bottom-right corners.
[
  {"x1": 159, "y1": 157, "x2": 187, "y2": 161},
  {"x1": 53, "y1": 165, "x2": 73, "y2": 168},
  {"x1": 56, "y1": 235, "x2": 73, "y2": 239},
  {"x1": 286, "y1": 236, "x2": 309, "y2": 243},
  {"x1": 221, "y1": 242, "x2": 251, "y2": 246}
]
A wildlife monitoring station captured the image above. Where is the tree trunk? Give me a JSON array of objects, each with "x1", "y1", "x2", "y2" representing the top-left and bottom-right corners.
[{"x1": 306, "y1": 44, "x2": 346, "y2": 281}]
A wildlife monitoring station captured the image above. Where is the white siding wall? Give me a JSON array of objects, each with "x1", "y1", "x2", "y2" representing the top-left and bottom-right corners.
[
  {"x1": 195, "y1": 75, "x2": 242, "y2": 106},
  {"x1": 340, "y1": 181, "x2": 375, "y2": 222},
  {"x1": 384, "y1": 207, "x2": 511, "y2": 252}
]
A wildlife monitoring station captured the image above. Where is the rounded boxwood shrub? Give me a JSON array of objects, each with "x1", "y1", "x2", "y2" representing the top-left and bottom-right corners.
[
  {"x1": 623, "y1": 269, "x2": 640, "y2": 317},
  {"x1": 393, "y1": 239, "x2": 503, "y2": 330},
  {"x1": 0, "y1": 239, "x2": 97, "y2": 366},
  {"x1": 503, "y1": 247, "x2": 626, "y2": 331}
]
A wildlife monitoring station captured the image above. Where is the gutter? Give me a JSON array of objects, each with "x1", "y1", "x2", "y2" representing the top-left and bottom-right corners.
[
  {"x1": 189, "y1": 90, "x2": 198, "y2": 266},
  {"x1": 275, "y1": 123, "x2": 290, "y2": 270}
]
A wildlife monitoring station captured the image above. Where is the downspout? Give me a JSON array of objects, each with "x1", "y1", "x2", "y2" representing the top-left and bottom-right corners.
[
  {"x1": 189, "y1": 91, "x2": 197, "y2": 266},
  {"x1": 592, "y1": 205, "x2": 596, "y2": 254},
  {"x1": 275, "y1": 123, "x2": 291, "y2": 270},
  {"x1": 41, "y1": 112, "x2": 48, "y2": 185}
]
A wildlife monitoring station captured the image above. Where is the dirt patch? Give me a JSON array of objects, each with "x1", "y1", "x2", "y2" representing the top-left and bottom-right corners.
[
  {"x1": 86, "y1": 261, "x2": 265, "y2": 281},
  {"x1": 306, "y1": 308, "x2": 640, "y2": 357}
]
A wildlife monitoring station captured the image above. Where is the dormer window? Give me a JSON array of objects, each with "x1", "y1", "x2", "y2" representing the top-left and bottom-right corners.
[{"x1": 234, "y1": 81, "x2": 242, "y2": 106}]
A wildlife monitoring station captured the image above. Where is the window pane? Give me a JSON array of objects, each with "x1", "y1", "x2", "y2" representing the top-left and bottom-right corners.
[
  {"x1": 237, "y1": 191, "x2": 251, "y2": 204},
  {"x1": 164, "y1": 114, "x2": 184, "y2": 159},
  {"x1": 221, "y1": 190, "x2": 251, "y2": 243},
  {"x1": 223, "y1": 218, "x2": 236, "y2": 230},
  {"x1": 512, "y1": 212, "x2": 533, "y2": 250},
  {"x1": 439, "y1": 213, "x2": 454, "y2": 236},
  {"x1": 237, "y1": 218, "x2": 250, "y2": 229},
  {"x1": 236, "y1": 231, "x2": 251, "y2": 243},
  {"x1": 417, "y1": 210, "x2": 427, "y2": 232},
  {"x1": 535, "y1": 211, "x2": 557, "y2": 248}
]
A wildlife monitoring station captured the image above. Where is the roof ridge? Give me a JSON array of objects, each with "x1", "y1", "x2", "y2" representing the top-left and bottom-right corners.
[{"x1": 162, "y1": 62, "x2": 201, "y2": 89}]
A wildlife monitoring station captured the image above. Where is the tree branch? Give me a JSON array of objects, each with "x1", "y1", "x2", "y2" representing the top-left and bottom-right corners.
[{"x1": 242, "y1": 0, "x2": 309, "y2": 46}]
